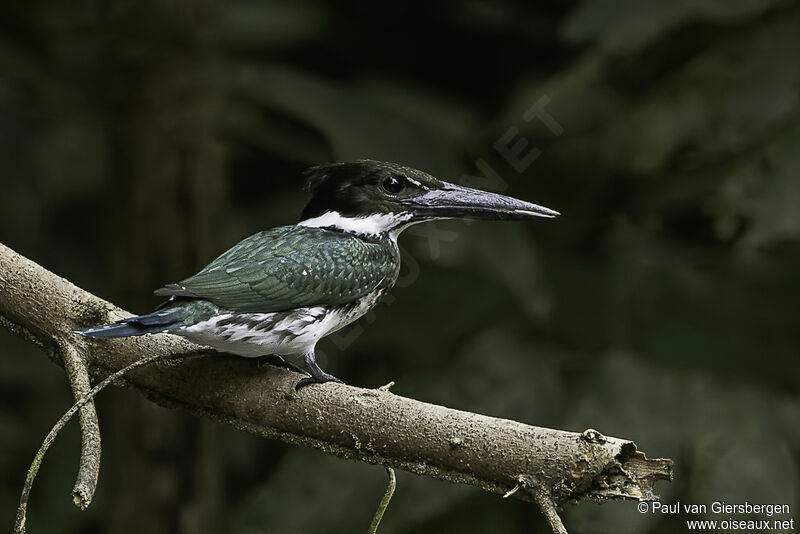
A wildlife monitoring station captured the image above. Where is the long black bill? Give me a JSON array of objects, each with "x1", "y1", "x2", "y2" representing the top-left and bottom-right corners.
[{"x1": 400, "y1": 182, "x2": 559, "y2": 221}]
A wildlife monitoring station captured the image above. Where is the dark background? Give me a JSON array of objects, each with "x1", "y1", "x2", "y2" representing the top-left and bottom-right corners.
[{"x1": 1, "y1": 1, "x2": 799, "y2": 533}]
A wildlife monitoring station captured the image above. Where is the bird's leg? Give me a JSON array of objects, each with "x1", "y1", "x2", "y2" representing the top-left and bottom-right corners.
[
  {"x1": 294, "y1": 350, "x2": 344, "y2": 390},
  {"x1": 256, "y1": 355, "x2": 303, "y2": 374}
]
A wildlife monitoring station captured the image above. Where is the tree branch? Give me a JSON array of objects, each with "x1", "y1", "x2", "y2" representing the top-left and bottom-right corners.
[
  {"x1": 0, "y1": 242, "x2": 672, "y2": 531},
  {"x1": 59, "y1": 340, "x2": 101, "y2": 510}
]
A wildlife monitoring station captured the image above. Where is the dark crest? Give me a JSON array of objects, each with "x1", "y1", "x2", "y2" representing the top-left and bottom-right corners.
[{"x1": 302, "y1": 162, "x2": 352, "y2": 193}]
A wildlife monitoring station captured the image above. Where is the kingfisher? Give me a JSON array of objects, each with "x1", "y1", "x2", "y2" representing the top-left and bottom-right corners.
[{"x1": 78, "y1": 160, "x2": 558, "y2": 388}]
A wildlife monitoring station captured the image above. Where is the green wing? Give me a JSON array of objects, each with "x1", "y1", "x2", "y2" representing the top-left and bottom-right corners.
[{"x1": 155, "y1": 226, "x2": 399, "y2": 312}]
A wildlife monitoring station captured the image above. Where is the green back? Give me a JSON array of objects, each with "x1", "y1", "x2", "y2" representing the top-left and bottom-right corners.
[{"x1": 155, "y1": 226, "x2": 400, "y2": 313}]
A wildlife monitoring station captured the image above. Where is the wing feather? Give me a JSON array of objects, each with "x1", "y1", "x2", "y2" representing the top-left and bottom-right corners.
[{"x1": 154, "y1": 226, "x2": 398, "y2": 312}]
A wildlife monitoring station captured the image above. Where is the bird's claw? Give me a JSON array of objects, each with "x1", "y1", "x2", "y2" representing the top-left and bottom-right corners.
[{"x1": 294, "y1": 373, "x2": 344, "y2": 391}]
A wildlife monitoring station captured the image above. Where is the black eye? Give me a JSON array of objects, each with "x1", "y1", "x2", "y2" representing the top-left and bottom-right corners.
[{"x1": 382, "y1": 176, "x2": 405, "y2": 195}]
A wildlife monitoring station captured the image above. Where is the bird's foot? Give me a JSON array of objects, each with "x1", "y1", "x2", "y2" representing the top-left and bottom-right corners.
[
  {"x1": 294, "y1": 350, "x2": 345, "y2": 390},
  {"x1": 294, "y1": 372, "x2": 344, "y2": 391}
]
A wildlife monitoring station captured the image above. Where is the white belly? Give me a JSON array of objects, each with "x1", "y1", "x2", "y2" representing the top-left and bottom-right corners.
[{"x1": 177, "y1": 290, "x2": 385, "y2": 357}]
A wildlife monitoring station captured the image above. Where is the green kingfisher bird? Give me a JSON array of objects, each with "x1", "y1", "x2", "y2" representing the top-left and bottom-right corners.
[{"x1": 78, "y1": 160, "x2": 558, "y2": 388}]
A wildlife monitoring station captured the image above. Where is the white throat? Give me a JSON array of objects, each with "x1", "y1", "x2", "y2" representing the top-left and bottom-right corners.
[{"x1": 299, "y1": 211, "x2": 414, "y2": 237}]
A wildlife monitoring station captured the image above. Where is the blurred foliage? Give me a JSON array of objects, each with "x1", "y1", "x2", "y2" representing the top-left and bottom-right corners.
[{"x1": 1, "y1": 1, "x2": 799, "y2": 533}]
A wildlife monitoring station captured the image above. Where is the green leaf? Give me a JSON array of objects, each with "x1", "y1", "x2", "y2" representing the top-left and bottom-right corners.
[
  {"x1": 602, "y1": 13, "x2": 800, "y2": 173},
  {"x1": 564, "y1": 0, "x2": 786, "y2": 55},
  {"x1": 229, "y1": 64, "x2": 465, "y2": 175},
  {"x1": 223, "y1": 0, "x2": 326, "y2": 48}
]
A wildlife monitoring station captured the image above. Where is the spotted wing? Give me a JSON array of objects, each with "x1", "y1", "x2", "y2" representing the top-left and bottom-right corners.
[{"x1": 155, "y1": 226, "x2": 398, "y2": 313}]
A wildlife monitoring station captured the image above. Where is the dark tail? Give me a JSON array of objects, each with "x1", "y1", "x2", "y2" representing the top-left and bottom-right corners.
[{"x1": 76, "y1": 307, "x2": 185, "y2": 339}]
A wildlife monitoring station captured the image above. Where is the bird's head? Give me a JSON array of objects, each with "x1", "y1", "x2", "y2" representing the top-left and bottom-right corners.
[{"x1": 299, "y1": 160, "x2": 558, "y2": 236}]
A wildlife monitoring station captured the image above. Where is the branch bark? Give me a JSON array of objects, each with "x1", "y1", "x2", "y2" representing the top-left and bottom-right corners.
[
  {"x1": 59, "y1": 340, "x2": 101, "y2": 509},
  {"x1": 0, "y1": 242, "x2": 672, "y2": 530}
]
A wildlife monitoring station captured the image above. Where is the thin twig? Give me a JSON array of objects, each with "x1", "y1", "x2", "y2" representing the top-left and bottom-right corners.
[
  {"x1": 503, "y1": 474, "x2": 532, "y2": 499},
  {"x1": 377, "y1": 381, "x2": 395, "y2": 392},
  {"x1": 60, "y1": 341, "x2": 101, "y2": 510},
  {"x1": 534, "y1": 487, "x2": 568, "y2": 534},
  {"x1": 368, "y1": 467, "x2": 396, "y2": 534},
  {"x1": 13, "y1": 349, "x2": 212, "y2": 534},
  {"x1": 503, "y1": 483, "x2": 521, "y2": 499}
]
